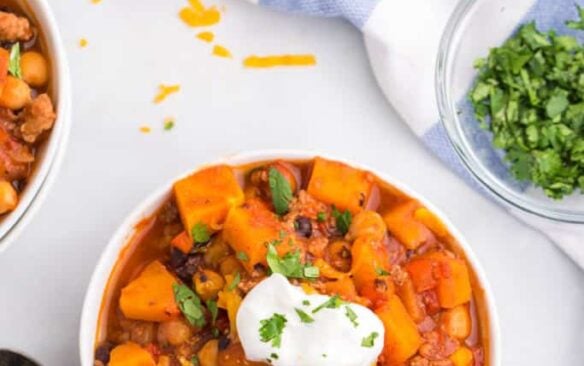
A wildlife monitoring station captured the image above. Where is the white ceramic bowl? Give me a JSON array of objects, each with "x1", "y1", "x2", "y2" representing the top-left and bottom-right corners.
[
  {"x1": 0, "y1": 0, "x2": 71, "y2": 252},
  {"x1": 80, "y1": 151, "x2": 501, "y2": 366}
]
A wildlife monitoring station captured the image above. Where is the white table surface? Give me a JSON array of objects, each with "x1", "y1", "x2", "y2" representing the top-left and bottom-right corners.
[{"x1": 0, "y1": 0, "x2": 583, "y2": 365}]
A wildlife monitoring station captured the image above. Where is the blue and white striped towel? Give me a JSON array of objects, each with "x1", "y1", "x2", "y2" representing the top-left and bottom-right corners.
[{"x1": 248, "y1": 0, "x2": 584, "y2": 268}]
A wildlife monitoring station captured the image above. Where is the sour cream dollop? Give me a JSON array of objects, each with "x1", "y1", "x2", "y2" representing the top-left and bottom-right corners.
[{"x1": 237, "y1": 274, "x2": 384, "y2": 366}]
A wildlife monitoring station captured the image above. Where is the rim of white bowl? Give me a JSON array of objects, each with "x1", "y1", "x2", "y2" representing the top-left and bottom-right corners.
[
  {"x1": 0, "y1": 0, "x2": 72, "y2": 253},
  {"x1": 80, "y1": 150, "x2": 501, "y2": 366}
]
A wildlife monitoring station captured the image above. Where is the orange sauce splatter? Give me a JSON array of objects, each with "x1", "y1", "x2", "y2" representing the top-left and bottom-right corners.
[
  {"x1": 179, "y1": 0, "x2": 221, "y2": 28},
  {"x1": 139, "y1": 125, "x2": 151, "y2": 134},
  {"x1": 79, "y1": 38, "x2": 88, "y2": 48},
  {"x1": 153, "y1": 84, "x2": 181, "y2": 104},
  {"x1": 196, "y1": 31, "x2": 215, "y2": 43},
  {"x1": 212, "y1": 45, "x2": 232, "y2": 58},
  {"x1": 243, "y1": 55, "x2": 317, "y2": 68}
]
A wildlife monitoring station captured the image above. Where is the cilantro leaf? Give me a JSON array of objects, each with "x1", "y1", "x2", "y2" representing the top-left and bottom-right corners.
[
  {"x1": 259, "y1": 313, "x2": 287, "y2": 348},
  {"x1": 316, "y1": 212, "x2": 327, "y2": 222},
  {"x1": 344, "y1": 306, "x2": 359, "y2": 327},
  {"x1": 268, "y1": 167, "x2": 293, "y2": 215},
  {"x1": 566, "y1": 5, "x2": 584, "y2": 30},
  {"x1": 206, "y1": 299, "x2": 218, "y2": 325},
  {"x1": 236, "y1": 251, "x2": 249, "y2": 262},
  {"x1": 266, "y1": 243, "x2": 319, "y2": 279},
  {"x1": 173, "y1": 283, "x2": 206, "y2": 327},
  {"x1": 361, "y1": 332, "x2": 379, "y2": 348},
  {"x1": 294, "y1": 308, "x2": 314, "y2": 323},
  {"x1": 312, "y1": 295, "x2": 344, "y2": 314},
  {"x1": 332, "y1": 207, "x2": 352, "y2": 235},
  {"x1": 8, "y1": 43, "x2": 21, "y2": 79},
  {"x1": 227, "y1": 272, "x2": 241, "y2": 291},
  {"x1": 191, "y1": 222, "x2": 210, "y2": 244}
]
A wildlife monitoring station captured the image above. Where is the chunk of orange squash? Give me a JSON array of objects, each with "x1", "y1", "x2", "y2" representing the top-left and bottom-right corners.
[
  {"x1": 119, "y1": 260, "x2": 180, "y2": 322},
  {"x1": 174, "y1": 165, "x2": 244, "y2": 236},
  {"x1": 307, "y1": 157, "x2": 374, "y2": 213},
  {"x1": 383, "y1": 201, "x2": 436, "y2": 250},
  {"x1": 376, "y1": 295, "x2": 422, "y2": 365},
  {"x1": 222, "y1": 199, "x2": 297, "y2": 272},
  {"x1": 351, "y1": 237, "x2": 393, "y2": 307},
  {"x1": 108, "y1": 342, "x2": 156, "y2": 366},
  {"x1": 449, "y1": 347, "x2": 474, "y2": 366}
]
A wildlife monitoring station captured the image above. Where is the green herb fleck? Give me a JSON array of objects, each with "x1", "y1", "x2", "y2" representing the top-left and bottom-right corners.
[
  {"x1": 375, "y1": 267, "x2": 390, "y2": 277},
  {"x1": 227, "y1": 272, "x2": 241, "y2": 291},
  {"x1": 206, "y1": 299, "x2": 218, "y2": 325},
  {"x1": 361, "y1": 332, "x2": 379, "y2": 348},
  {"x1": 8, "y1": 43, "x2": 21, "y2": 79},
  {"x1": 344, "y1": 306, "x2": 359, "y2": 327},
  {"x1": 270, "y1": 353, "x2": 279, "y2": 360},
  {"x1": 294, "y1": 308, "x2": 315, "y2": 323},
  {"x1": 173, "y1": 283, "x2": 206, "y2": 327},
  {"x1": 236, "y1": 251, "x2": 249, "y2": 262},
  {"x1": 312, "y1": 295, "x2": 344, "y2": 314},
  {"x1": 266, "y1": 243, "x2": 319, "y2": 279},
  {"x1": 316, "y1": 212, "x2": 327, "y2": 222},
  {"x1": 332, "y1": 207, "x2": 352, "y2": 235},
  {"x1": 567, "y1": 5, "x2": 584, "y2": 30},
  {"x1": 302, "y1": 300, "x2": 310, "y2": 306},
  {"x1": 163, "y1": 119, "x2": 175, "y2": 131},
  {"x1": 259, "y1": 313, "x2": 287, "y2": 348},
  {"x1": 268, "y1": 167, "x2": 293, "y2": 215},
  {"x1": 191, "y1": 222, "x2": 210, "y2": 244},
  {"x1": 191, "y1": 355, "x2": 200, "y2": 365}
]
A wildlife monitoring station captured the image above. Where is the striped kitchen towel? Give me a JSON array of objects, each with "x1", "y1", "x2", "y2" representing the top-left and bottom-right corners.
[{"x1": 247, "y1": 0, "x2": 584, "y2": 268}]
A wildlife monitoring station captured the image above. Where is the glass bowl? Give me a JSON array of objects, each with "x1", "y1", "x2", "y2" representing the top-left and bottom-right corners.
[{"x1": 436, "y1": 0, "x2": 584, "y2": 223}]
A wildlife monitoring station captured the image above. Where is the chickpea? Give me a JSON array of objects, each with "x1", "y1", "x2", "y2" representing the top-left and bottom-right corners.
[
  {"x1": 198, "y1": 339, "x2": 219, "y2": 366},
  {"x1": 0, "y1": 181, "x2": 17, "y2": 214},
  {"x1": 129, "y1": 321, "x2": 155, "y2": 345},
  {"x1": 157, "y1": 356, "x2": 172, "y2": 366},
  {"x1": 194, "y1": 269, "x2": 225, "y2": 301},
  {"x1": 157, "y1": 319, "x2": 192, "y2": 346},
  {"x1": 20, "y1": 51, "x2": 49, "y2": 87},
  {"x1": 348, "y1": 210, "x2": 386, "y2": 242},
  {"x1": 219, "y1": 256, "x2": 243, "y2": 277},
  {"x1": 0, "y1": 76, "x2": 31, "y2": 110},
  {"x1": 204, "y1": 238, "x2": 230, "y2": 266}
]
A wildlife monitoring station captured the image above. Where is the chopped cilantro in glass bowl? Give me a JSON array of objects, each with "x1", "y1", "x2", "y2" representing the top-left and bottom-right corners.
[{"x1": 437, "y1": 0, "x2": 584, "y2": 223}]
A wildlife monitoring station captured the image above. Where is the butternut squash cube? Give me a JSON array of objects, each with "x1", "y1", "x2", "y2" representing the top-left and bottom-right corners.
[
  {"x1": 376, "y1": 295, "x2": 422, "y2": 365},
  {"x1": 174, "y1": 165, "x2": 244, "y2": 236},
  {"x1": 435, "y1": 257, "x2": 472, "y2": 309},
  {"x1": 307, "y1": 157, "x2": 374, "y2": 213},
  {"x1": 383, "y1": 201, "x2": 436, "y2": 250},
  {"x1": 109, "y1": 342, "x2": 156, "y2": 366},
  {"x1": 119, "y1": 261, "x2": 180, "y2": 322},
  {"x1": 222, "y1": 199, "x2": 296, "y2": 272}
]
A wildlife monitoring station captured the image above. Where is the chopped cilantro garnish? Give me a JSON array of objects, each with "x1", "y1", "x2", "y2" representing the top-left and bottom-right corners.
[
  {"x1": 191, "y1": 355, "x2": 200, "y2": 365},
  {"x1": 268, "y1": 167, "x2": 293, "y2": 215},
  {"x1": 312, "y1": 295, "x2": 343, "y2": 314},
  {"x1": 470, "y1": 11, "x2": 584, "y2": 199},
  {"x1": 316, "y1": 212, "x2": 327, "y2": 222},
  {"x1": 270, "y1": 353, "x2": 279, "y2": 360},
  {"x1": 191, "y1": 222, "x2": 210, "y2": 244},
  {"x1": 163, "y1": 119, "x2": 175, "y2": 131},
  {"x1": 173, "y1": 283, "x2": 206, "y2": 327},
  {"x1": 259, "y1": 313, "x2": 287, "y2": 348},
  {"x1": 227, "y1": 272, "x2": 241, "y2": 291},
  {"x1": 302, "y1": 300, "x2": 310, "y2": 306},
  {"x1": 375, "y1": 267, "x2": 390, "y2": 277},
  {"x1": 236, "y1": 251, "x2": 249, "y2": 262},
  {"x1": 361, "y1": 332, "x2": 379, "y2": 348},
  {"x1": 332, "y1": 206, "x2": 351, "y2": 235},
  {"x1": 266, "y1": 243, "x2": 319, "y2": 279},
  {"x1": 344, "y1": 306, "x2": 359, "y2": 327},
  {"x1": 8, "y1": 43, "x2": 21, "y2": 79},
  {"x1": 206, "y1": 299, "x2": 218, "y2": 325},
  {"x1": 294, "y1": 308, "x2": 315, "y2": 323}
]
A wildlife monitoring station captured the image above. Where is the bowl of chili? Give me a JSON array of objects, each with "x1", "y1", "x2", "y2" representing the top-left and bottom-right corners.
[
  {"x1": 80, "y1": 151, "x2": 500, "y2": 366},
  {"x1": 0, "y1": 0, "x2": 70, "y2": 251}
]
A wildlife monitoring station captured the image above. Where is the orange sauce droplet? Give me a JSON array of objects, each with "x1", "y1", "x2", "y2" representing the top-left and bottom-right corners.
[
  {"x1": 79, "y1": 38, "x2": 88, "y2": 48},
  {"x1": 153, "y1": 84, "x2": 181, "y2": 104},
  {"x1": 212, "y1": 45, "x2": 232, "y2": 58},
  {"x1": 179, "y1": 0, "x2": 221, "y2": 28},
  {"x1": 243, "y1": 55, "x2": 317, "y2": 68},
  {"x1": 196, "y1": 31, "x2": 215, "y2": 43}
]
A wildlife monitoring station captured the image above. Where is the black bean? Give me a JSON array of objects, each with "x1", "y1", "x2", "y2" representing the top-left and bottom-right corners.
[
  {"x1": 168, "y1": 247, "x2": 187, "y2": 270},
  {"x1": 218, "y1": 335, "x2": 231, "y2": 350},
  {"x1": 174, "y1": 254, "x2": 204, "y2": 284},
  {"x1": 294, "y1": 216, "x2": 312, "y2": 238},
  {"x1": 94, "y1": 342, "x2": 112, "y2": 364}
]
